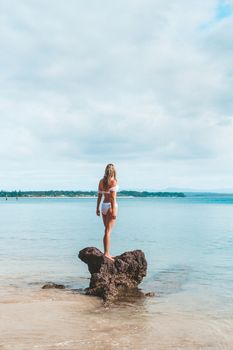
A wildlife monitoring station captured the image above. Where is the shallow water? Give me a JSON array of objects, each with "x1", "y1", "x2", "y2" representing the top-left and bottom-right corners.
[{"x1": 0, "y1": 195, "x2": 233, "y2": 349}]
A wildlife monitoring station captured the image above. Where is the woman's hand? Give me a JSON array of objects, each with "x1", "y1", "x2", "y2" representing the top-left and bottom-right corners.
[
  {"x1": 109, "y1": 208, "x2": 116, "y2": 220},
  {"x1": 96, "y1": 208, "x2": 100, "y2": 216}
]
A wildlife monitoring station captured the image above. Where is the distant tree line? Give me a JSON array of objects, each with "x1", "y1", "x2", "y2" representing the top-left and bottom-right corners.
[
  {"x1": 118, "y1": 191, "x2": 185, "y2": 197},
  {"x1": 0, "y1": 190, "x2": 185, "y2": 198}
]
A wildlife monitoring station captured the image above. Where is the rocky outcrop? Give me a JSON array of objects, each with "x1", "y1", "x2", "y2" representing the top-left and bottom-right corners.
[
  {"x1": 42, "y1": 282, "x2": 65, "y2": 289},
  {"x1": 78, "y1": 247, "x2": 147, "y2": 303}
]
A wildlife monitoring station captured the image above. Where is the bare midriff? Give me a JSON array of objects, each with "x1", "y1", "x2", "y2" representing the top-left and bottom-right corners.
[{"x1": 103, "y1": 193, "x2": 117, "y2": 204}]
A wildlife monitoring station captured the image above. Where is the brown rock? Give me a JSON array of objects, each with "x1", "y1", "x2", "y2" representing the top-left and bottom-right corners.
[
  {"x1": 78, "y1": 247, "x2": 147, "y2": 303},
  {"x1": 144, "y1": 291, "x2": 156, "y2": 297},
  {"x1": 42, "y1": 282, "x2": 65, "y2": 289}
]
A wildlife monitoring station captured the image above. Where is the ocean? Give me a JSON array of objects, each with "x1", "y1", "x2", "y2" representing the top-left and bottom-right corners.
[{"x1": 0, "y1": 195, "x2": 233, "y2": 349}]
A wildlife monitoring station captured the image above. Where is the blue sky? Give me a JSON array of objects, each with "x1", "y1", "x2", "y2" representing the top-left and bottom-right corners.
[
  {"x1": 199, "y1": 0, "x2": 233, "y2": 30},
  {"x1": 216, "y1": 0, "x2": 233, "y2": 20},
  {"x1": 0, "y1": 0, "x2": 233, "y2": 192}
]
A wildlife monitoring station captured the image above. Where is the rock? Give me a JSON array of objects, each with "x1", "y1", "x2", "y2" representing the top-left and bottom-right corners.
[
  {"x1": 78, "y1": 247, "x2": 147, "y2": 303},
  {"x1": 42, "y1": 282, "x2": 65, "y2": 290},
  {"x1": 144, "y1": 291, "x2": 156, "y2": 297}
]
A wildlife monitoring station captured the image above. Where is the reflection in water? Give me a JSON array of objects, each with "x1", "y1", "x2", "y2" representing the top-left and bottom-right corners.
[{"x1": 144, "y1": 265, "x2": 192, "y2": 296}]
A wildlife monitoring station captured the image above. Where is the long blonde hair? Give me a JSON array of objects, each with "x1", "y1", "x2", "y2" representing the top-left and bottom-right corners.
[{"x1": 103, "y1": 163, "x2": 117, "y2": 190}]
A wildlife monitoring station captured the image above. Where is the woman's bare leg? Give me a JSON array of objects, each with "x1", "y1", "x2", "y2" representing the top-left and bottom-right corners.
[
  {"x1": 102, "y1": 212, "x2": 107, "y2": 228},
  {"x1": 103, "y1": 210, "x2": 116, "y2": 260}
]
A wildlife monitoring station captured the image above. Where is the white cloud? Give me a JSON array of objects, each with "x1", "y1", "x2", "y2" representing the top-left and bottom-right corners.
[{"x1": 0, "y1": 0, "x2": 232, "y2": 190}]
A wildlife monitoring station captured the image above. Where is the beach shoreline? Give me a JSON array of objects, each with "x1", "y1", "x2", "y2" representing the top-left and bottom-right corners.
[{"x1": 1, "y1": 286, "x2": 232, "y2": 350}]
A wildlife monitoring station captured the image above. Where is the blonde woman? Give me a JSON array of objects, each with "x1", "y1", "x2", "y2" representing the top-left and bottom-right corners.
[{"x1": 96, "y1": 164, "x2": 119, "y2": 261}]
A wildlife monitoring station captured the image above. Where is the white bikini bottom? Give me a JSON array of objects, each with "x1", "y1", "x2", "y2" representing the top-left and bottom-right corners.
[{"x1": 101, "y1": 202, "x2": 118, "y2": 215}]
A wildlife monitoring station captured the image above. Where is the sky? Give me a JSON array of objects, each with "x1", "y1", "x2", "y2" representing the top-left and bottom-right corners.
[{"x1": 0, "y1": 0, "x2": 233, "y2": 192}]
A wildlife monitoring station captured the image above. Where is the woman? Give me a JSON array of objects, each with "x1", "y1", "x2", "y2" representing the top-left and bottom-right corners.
[{"x1": 96, "y1": 164, "x2": 119, "y2": 261}]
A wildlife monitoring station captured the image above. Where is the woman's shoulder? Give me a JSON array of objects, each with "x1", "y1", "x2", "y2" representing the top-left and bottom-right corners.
[
  {"x1": 98, "y1": 178, "x2": 104, "y2": 189},
  {"x1": 109, "y1": 179, "x2": 119, "y2": 192},
  {"x1": 109, "y1": 178, "x2": 118, "y2": 186}
]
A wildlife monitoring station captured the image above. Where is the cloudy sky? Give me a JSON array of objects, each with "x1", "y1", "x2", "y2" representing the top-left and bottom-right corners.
[{"x1": 0, "y1": 0, "x2": 233, "y2": 191}]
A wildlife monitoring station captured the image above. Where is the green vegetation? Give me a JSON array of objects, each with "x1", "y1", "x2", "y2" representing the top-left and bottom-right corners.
[
  {"x1": 0, "y1": 190, "x2": 185, "y2": 198},
  {"x1": 118, "y1": 191, "x2": 185, "y2": 197}
]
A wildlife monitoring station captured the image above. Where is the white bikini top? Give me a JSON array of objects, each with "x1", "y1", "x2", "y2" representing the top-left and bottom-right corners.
[{"x1": 98, "y1": 184, "x2": 119, "y2": 194}]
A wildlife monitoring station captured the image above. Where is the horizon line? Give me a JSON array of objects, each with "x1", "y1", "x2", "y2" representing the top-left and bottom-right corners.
[{"x1": 1, "y1": 189, "x2": 233, "y2": 195}]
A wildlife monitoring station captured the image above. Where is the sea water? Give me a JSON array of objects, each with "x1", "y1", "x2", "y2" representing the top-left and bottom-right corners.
[{"x1": 0, "y1": 195, "x2": 233, "y2": 349}]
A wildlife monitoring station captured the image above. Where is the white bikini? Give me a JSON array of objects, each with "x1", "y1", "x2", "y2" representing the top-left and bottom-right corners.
[{"x1": 99, "y1": 184, "x2": 119, "y2": 215}]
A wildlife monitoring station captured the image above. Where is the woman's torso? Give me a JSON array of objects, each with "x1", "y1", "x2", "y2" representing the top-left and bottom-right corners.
[{"x1": 99, "y1": 178, "x2": 119, "y2": 203}]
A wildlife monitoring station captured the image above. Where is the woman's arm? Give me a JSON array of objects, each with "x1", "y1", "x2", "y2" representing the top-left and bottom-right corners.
[
  {"x1": 109, "y1": 180, "x2": 118, "y2": 219},
  {"x1": 110, "y1": 191, "x2": 117, "y2": 218},
  {"x1": 96, "y1": 180, "x2": 102, "y2": 216}
]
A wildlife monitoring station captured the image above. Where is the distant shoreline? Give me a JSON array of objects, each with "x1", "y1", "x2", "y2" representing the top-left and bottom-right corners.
[
  {"x1": 1, "y1": 191, "x2": 233, "y2": 199},
  {"x1": 1, "y1": 190, "x2": 185, "y2": 198},
  {"x1": 1, "y1": 196, "x2": 136, "y2": 199}
]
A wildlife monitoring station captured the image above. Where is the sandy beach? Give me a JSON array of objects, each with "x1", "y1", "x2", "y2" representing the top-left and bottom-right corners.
[{"x1": 1, "y1": 286, "x2": 233, "y2": 350}]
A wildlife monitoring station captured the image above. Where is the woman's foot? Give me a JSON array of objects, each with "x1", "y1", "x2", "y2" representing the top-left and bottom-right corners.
[{"x1": 104, "y1": 253, "x2": 115, "y2": 262}]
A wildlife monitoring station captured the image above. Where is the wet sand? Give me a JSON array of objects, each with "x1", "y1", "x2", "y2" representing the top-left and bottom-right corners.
[{"x1": 0, "y1": 287, "x2": 233, "y2": 350}]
